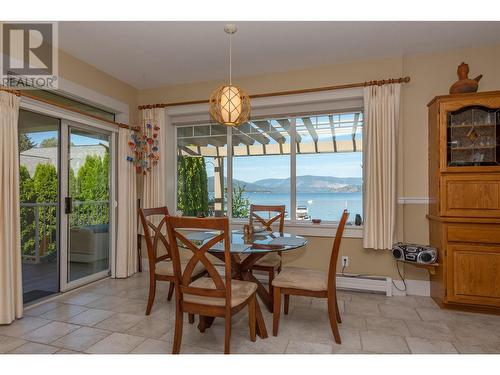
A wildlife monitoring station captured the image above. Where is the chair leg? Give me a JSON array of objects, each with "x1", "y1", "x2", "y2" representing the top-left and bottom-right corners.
[
  {"x1": 145, "y1": 276, "x2": 156, "y2": 315},
  {"x1": 172, "y1": 309, "x2": 184, "y2": 354},
  {"x1": 188, "y1": 314, "x2": 195, "y2": 324},
  {"x1": 327, "y1": 297, "x2": 341, "y2": 344},
  {"x1": 198, "y1": 316, "x2": 206, "y2": 333},
  {"x1": 268, "y1": 268, "x2": 275, "y2": 311},
  {"x1": 167, "y1": 282, "x2": 175, "y2": 302},
  {"x1": 334, "y1": 291, "x2": 342, "y2": 323},
  {"x1": 284, "y1": 294, "x2": 290, "y2": 315},
  {"x1": 273, "y1": 287, "x2": 281, "y2": 336},
  {"x1": 224, "y1": 315, "x2": 231, "y2": 354},
  {"x1": 248, "y1": 294, "x2": 256, "y2": 342}
]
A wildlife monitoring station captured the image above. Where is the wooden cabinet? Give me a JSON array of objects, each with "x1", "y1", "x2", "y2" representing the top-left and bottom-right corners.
[
  {"x1": 442, "y1": 173, "x2": 500, "y2": 217},
  {"x1": 428, "y1": 91, "x2": 500, "y2": 312},
  {"x1": 447, "y1": 244, "x2": 500, "y2": 306}
]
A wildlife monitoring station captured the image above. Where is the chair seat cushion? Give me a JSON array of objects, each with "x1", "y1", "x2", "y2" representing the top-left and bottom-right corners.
[
  {"x1": 206, "y1": 253, "x2": 226, "y2": 267},
  {"x1": 240, "y1": 252, "x2": 281, "y2": 269},
  {"x1": 155, "y1": 260, "x2": 206, "y2": 277},
  {"x1": 272, "y1": 267, "x2": 328, "y2": 292},
  {"x1": 253, "y1": 252, "x2": 282, "y2": 268},
  {"x1": 183, "y1": 278, "x2": 257, "y2": 307}
]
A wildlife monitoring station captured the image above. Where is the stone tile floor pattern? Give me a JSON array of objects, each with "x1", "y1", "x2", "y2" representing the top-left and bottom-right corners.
[{"x1": 2, "y1": 272, "x2": 500, "y2": 354}]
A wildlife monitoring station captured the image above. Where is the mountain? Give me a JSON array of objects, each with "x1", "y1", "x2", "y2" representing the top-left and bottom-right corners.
[
  {"x1": 208, "y1": 175, "x2": 362, "y2": 193},
  {"x1": 207, "y1": 177, "x2": 271, "y2": 192}
]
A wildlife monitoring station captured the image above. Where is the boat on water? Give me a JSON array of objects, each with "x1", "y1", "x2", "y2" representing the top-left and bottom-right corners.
[{"x1": 296, "y1": 205, "x2": 310, "y2": 220}]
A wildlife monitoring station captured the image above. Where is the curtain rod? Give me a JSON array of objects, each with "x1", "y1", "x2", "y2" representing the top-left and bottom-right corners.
[
  {"x1": 138, "y1": 76, "x2": 410, "y2": 110},
  {"x1": 0, "y1": 85, "x2": 139, "y2": 131}
]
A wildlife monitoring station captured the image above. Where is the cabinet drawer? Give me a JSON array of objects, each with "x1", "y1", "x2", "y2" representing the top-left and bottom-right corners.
[
  {"x1": 447, "y1": 244, "x2": 500, "y2": 306},
  {"x1": 447, "y1": 223, "x2": 500, "y2": 244},
  {"x1": 442, "y1": 174, "x2": 500, "y2": 217}
]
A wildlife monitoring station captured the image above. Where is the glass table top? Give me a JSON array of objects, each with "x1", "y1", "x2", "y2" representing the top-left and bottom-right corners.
[{"x1": 181, "y1": 230, "x2": 307, "y2": 253}]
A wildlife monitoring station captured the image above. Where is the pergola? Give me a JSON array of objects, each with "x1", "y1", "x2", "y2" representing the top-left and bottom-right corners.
[{"x1": 177, "y1": 112, "x2": 363, "y2": 158}]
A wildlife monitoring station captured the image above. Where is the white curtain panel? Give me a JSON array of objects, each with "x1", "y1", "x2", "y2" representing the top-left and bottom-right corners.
[
  {"x1": 362, "y1": 83, "x2": 401, "y2": 250},
  {"x1": 114, "y1": 127, "x2": 138, "y2": 278},
  {"x1": 142, "y1": 108, "x2": 167, "y2": 211},
  {"x1": 0, "y1": 91, "x2": 23, "y2": 324}
]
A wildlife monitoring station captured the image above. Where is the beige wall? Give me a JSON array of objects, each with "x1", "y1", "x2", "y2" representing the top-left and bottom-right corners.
[
  {"x1": 136, "y1": 43, "x2": 500, "y2": 283},
  {"x1": 138, "y1": 56, "x2": 403, "y2": 105},
  {"x1": 58, "y1": 50, "x2": 139, "y2": 122}
]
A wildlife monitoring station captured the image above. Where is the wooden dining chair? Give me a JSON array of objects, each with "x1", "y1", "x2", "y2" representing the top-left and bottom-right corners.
[
  {"x1": 138, "y1": 207, "x2": 206, "y2": 315},
  {"x1": 248, "y1": 204, "x2": 285, "y2": 310},
  {"x1": 166, "y1": 216, "x2": 258, "y2": 354},
  {"x1": 272, "y1": 209, "x2": 349, "y2": 344}
]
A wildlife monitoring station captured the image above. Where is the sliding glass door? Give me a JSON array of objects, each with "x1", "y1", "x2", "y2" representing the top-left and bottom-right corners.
[
  {"x1": 18, "y1": 110, "x2": 61, "y2": 303},
  {"x1": 18, "y1": 110, "x2": 115, "y2": 302},
  {"x1": 60, "y1": 122, "x2": 113, "y2": 291}
]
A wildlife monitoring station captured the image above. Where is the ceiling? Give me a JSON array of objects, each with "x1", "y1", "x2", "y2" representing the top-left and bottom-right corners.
[{"x1": 59, "y1": 21, "x2": 500, "y2": 89}]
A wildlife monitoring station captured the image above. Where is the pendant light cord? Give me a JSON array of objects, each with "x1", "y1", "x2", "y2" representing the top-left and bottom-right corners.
[{"x1": 229, "y1": 32, "x2": 232, "y2": 85}]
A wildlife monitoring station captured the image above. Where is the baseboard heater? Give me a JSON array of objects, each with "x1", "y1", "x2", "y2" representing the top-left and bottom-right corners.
[
  {"x1": 252, "y1": 271, "x2": 392, "y2": 297},
  {"x1": 335, "y1": 274, "x2": 392, "y2": 297}
]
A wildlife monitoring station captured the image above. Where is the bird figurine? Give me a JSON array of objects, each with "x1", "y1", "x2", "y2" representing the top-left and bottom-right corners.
[{"x1": 449, "y1": 62, "x2": 483, "y2": 94}]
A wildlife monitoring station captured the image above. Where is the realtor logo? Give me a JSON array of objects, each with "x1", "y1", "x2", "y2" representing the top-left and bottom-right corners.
[{"x1": 1, "y1": 22, "x2": 58, "y2": 89}]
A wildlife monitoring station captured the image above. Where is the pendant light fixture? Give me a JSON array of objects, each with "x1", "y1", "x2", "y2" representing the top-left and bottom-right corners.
[{"x1": 209, "y1": 24, "x2": 251, "y2": 126}]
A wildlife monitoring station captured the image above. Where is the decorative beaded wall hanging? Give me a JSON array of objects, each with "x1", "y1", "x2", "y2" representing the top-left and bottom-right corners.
[{"x1": 127, "y1": 118, "x2": 160, "y2": 175}]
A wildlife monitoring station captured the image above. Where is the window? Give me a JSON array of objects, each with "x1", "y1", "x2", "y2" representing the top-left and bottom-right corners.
[
  {"x1": 6, "y1": 75, "x2": 116, "y2": 122},
  {"x1": 28, "y1": 90, "x2": 116, "y2": 122},
  {"x1": 232, "y1": 119, "x2": 291, "y2": 219},
  {"x1": 175, "y1": 110, "x2": 363, "y2": 225},
  {"x1": 295, "y1": 113, "x2": 363, "y2": 222}
]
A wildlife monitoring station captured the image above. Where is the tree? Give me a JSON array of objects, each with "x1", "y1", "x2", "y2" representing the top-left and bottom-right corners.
[
  {"x1": 231, "y1": 184, "x2": 251, "y2": 218},
  {"x1": 19, "y1": 133, "x2": 36, "y2": 152},
  {"x1": 177, "y1": 156, "x2": 209, "y2": 216},
  {"x1": 33, "y1": 163, "x2": 58, "y2": 255},
  {"x1": 75, "y1": 152, "x2": 109, "y2": 225},
  {"x1": 19, "y1": 166, "x2": 36, "y2": 255},
  {"x1": 77, "y1": 153, "x2": 109, "y2": 200},
  {"x1": 39, "y1": 137, "x2": 58, "y2": 148},
  {"x1": 77, "y1": 155, "x2": 101, "y2": 200},
  {"x1": 69, "y1": 167, "x2": 78, "y2": 198}
]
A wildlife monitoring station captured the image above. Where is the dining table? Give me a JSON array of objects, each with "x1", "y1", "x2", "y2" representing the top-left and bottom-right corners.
[{"x1": 183, "y1": 229, "x2": 308, "y2": 339}]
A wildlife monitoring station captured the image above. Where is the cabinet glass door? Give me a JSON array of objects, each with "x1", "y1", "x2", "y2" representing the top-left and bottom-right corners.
[{"x1": 447, "y1": 106, "x2": 500, "y2": 167}]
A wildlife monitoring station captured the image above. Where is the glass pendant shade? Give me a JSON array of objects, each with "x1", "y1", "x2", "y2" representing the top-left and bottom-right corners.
[{"x1": 209, "y1": 84, "x2": 250, "y2": 126}]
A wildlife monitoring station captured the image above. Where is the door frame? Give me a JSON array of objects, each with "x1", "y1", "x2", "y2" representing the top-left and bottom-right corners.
[{"x1": 59, "y1": 119, "x2": 116, "y2": 291}]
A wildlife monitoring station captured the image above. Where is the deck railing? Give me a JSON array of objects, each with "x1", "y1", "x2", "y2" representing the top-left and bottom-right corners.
[{"x1": 20, "y1": 200, "x2": 109, "y2": 264}]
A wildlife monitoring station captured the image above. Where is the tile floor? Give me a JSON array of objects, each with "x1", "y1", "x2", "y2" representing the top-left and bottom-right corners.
[{"x1": 2, "y1": 272, "x2": 500, "y2": 354}]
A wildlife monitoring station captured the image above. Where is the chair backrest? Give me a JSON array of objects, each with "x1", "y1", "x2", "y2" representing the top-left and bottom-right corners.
[
  {"x1": 138, "y1": 207, "x2": 171, "y2": 272},
  {"x1": 166, "y1": 216, "x2": 231, "y2": 308},
  {"x1": 249, "y1": 204, "x2": 285, "y2": 233},
  {"x1": 327, "y1": 210, "x2": 350, "y2": 293}
]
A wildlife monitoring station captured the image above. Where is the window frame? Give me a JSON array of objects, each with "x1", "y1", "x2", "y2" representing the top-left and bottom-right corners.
[{"x1": 174, "y1": 110, "x2": 364, "y2": 238}]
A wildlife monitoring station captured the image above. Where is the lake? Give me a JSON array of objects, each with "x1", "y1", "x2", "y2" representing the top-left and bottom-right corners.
[{"x1": 242, "y1": 191, "x2": 363, "y2": 222}]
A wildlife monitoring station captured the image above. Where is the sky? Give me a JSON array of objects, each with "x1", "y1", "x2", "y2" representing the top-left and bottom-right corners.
[
  {"x1": 26, "y1": 131, "x2": 107, "y2": 147},
  {"x1": 209, "y1": 152, "x2": 363, "y2": 182}
]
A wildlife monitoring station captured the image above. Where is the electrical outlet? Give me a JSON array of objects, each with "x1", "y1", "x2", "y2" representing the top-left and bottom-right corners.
[{"x1": 341, "y1": 256, "x2": 349, "y2": 267}]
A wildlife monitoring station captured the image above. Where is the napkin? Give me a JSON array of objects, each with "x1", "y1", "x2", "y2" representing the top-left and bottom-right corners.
[{"x1": 268, "y1": 237, "x2": 307, "y2": 247}]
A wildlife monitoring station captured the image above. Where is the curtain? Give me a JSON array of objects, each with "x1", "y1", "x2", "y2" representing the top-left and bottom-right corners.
[
  {"x1": 114, "y1": 127, "x2": 138, "y2": 278},
  {"x1": 142, "y1": 108, "x2": 167, "y2": 211},
  {"x1": 0, "y1": 91, "x2": 23, "y2": 324},
  {"x1": 362, "y1": 83, "x2": 401, "y2": 250}
]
